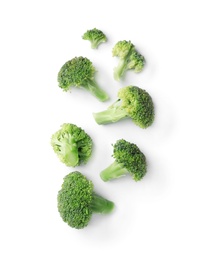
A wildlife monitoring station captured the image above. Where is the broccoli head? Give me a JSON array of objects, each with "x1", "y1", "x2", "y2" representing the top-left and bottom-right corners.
[
  {"x1": 112, "y1": 40, "x2": 145, "y2": 81},
  {"x1": 58, "y1": 171, "x2": 115, "y2": 229},
  {"x1": 100, "y1": 139, "x2": 147, "y2": 182},
  {"x1": 93, "y1": 85, "x2": 154, "y2": 128},
  {"x1": 82, "y1": 28, "x2": 107, "y2": 49},
  {"x1": 51, "y1": 123, "x2": 93, "y2": 167},
  {"x1": 58, "y1": 56, "x2": 109, "y2": 101}
]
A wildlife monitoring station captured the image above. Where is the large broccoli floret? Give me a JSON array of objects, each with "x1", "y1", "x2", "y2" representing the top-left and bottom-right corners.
[
  {"x1": 100, "y1": 139, "x2": 147, "y2": 182},
  {"x1": 58, "y1": 56, "x2": 109, "y2": 101},
  {"x1": 82, "y1": 28, "x2": 107, "y2": 49},
  {"x1": 112, "y1": 40, "x2": 145, "y2": 81},
  {"x1": 93, "y1": 85, "x2": 154, "y2": 128},
  {"x1": 51, "y1": 123, "x2": 93, "y2": 167},
  {"x1": 58, "y1": 171, "x2": 114, "y2": 229}
]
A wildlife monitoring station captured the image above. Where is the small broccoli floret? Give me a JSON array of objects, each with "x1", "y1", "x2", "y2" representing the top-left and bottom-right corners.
[
  {"x1": 58, "y1": 171, "x2": 114, "y2": 229},
  {"x1": 82, "y1": 28, "x2": 107, "y2": 49},
  {"x1": 93, "y1": 86, "x2": 154, "y2": 128},
  {"x1": 58, "y1": 56, "x2": 109, "y2": 101},
  {"x1": 112, "y1": 40, "x2": 145, "y2": 81},
  {"x1": 100, "y1": 139, "x2": 147, "y2": 182},
  {"x1": 51, "y1": 123, "x2": 93, "y2": 167}
]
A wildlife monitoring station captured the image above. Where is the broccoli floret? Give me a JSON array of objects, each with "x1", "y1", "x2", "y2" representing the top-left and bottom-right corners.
[
  {"x1": 82, "y1": 28, "x2": 107, "y2": 49},
  {"x1": 58, "y1": 171, "x2": 114, "y2": 229},
  {"x1": 58, "y1": 56, "x2": 109, "y2": 101},
  {"x1": 51, "y1": 123, "x2": 93, "y2": 167},
  {"x1": 93, "y1": 85, "x2": 154, "y2": 128},
  {"x1": 112, "y1": 40, "x2": 145, "y2": 81},
  {"x1": 100, "y1": 139, "x2": 147, "y2": 182}
]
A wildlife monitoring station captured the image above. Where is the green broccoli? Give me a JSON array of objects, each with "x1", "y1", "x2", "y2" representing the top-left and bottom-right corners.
[
  {"x1": 112, "y1": 40, "x2": 145, "y2": 81},
  {"x1": 58, "y1": 171, "x2": 115, "y2": 229},
  {"x1": 82, "y1": 28, "x2": 107, "y2": 49},
  {"x1": 51, "y1": 123, "x2": 93, "y2": 167},
  {"x1": 100, "y1": 139, "x2": 147, "y2": 182},
  {"x1": 93, "y1": 85, "x2": 154, "y2": 128},
  {"x1": 58, "y1": 56, "x2": 109, "y2": 101}
]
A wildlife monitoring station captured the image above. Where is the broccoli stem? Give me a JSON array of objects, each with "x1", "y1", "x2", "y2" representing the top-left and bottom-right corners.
[
  {"x1": 100, "y1": 161, "x2": 127, "y2": 181},
  {"x1": 93, "y1": 101, "x2": 128, "y2": 124},
  {"x1": 91, "y1": 193, "x2": 114, "y2": 214},
  {"x1": 91, "y1": 40, "x2": 99, "y2": 49},
  {"x1": 60, "y1": 135, "x2": 79, "y2": 166},
  {"x1": 84, "y1": 79, "x2": 109, "y2": 102},
  {"x1": 114, "y1": 59, "x2": 127, "y2": 81}
]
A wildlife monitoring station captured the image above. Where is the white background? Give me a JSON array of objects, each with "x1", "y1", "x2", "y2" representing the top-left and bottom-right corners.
[{"x1": 0, "y1": 0, "x2": 204, "y2": 259}]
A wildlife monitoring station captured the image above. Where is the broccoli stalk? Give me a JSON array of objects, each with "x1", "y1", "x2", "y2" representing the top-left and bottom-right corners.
[
  {"x1": 91, "y1": 193, "x2": 114, "y2": 213},
  {"x1": 93, "y1": 86, "x2": 155, "y2": 128},
  {"x1": 83, "y1": 79, "x2": 109, "y2": 102},
  {"x1": 113, "y1": 58, "x2": 129, "y2": 81},
  {"x1": 100, "y1": 161, "x2": 127, "y2": 182},
  {"x1": 52, "y1": 132, "x2": 79, "y2": 166},
  {"x1": 93, "y1": 99, "x2": 128, "y2": 125}
]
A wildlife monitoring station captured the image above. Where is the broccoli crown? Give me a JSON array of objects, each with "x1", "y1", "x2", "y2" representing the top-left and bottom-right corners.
[
  {"x1": 112, "y1": 40, "x2": 134, "y2": 59},
  {"x1": 58, "y1": 56, "x2": 95, "y2": 91},
  {"x1": 51, "y1": 123, "x2": 93, "y2": 167},
  {"x1": 82, "y1": 28, "x2": 107, "y2": 49},
  {"x1": 118, "y1": 86, "x2": 154, "y2": 128},
  {"x1": 113, "y1": 139, "x2": 147, "y2": 181},
  {"x1": 112, "y1": 40, "x2": 145, "y2": 80},
  {"x1": 57, "y1": 56, "x2": 109, "y2": 101},
  {"x1": 128, "y1": 52, "x2": 145, "y2": 72},
  {"x1": 57, "y1": 172, "x2": 94, "y2": 229}
]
